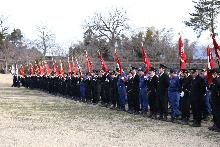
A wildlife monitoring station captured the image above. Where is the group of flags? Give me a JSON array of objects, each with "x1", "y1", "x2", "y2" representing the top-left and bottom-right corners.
[
  {"x1": 18, "y1": 34, "x2": 220, "y2": 83},
  {"x1": 178, "y1": 33, "x2": 220, "y2": 85}
]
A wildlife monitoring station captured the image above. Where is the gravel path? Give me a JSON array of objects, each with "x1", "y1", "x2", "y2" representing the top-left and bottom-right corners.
[{"x1": 0, "y1": 74, "x2": 219, "y2": 147}]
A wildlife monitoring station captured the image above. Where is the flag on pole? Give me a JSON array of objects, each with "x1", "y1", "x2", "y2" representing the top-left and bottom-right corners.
[
  {"x1": 52, "y1": 60, "x2": 59, "y2": 76},
  {"x1": 19, "y1": 65, "x2": 24, "y2": 78},
  {"x1": 211, "y1": 34, "x2": 220, "y2": 66},
  {"x1": 178, "y1": 35, "x2": 187, "y2": 69},
  {"x1": 114, "y1": 49, "x2": 123, "y2": 75},
  {"x1": 68, "y1": 57, "x2": 72, "y2": 74},
  {"x1": 76, "y1": 59, "x2": 82, "y2": 77},
  {"x1": 59, "y1": 60, "x2": 64, "y2": 77},
  {"x1": 72, "y1": 57, "x2": 76, "y2": 75},
  {"x1": 84, "y1": 50, "x2": 91, "y2": 75},
  {"x1": 207, "y1": 45, "x2": 215, "y2": 85},
  {"x1": 45, "y1": 62, "x2": 51, "y2": 76},
  {"x1": 40, "y1": 62, "x2": 45, "y2": 76},
  {"x1": 97, "y1": 50, "x2": 108, "y2": 73},
  {"x1": 141, "y1": 43, "x2": 152, "y2": 73},
  {"x1": 34, "y1": 62, "x2": 40, "y2": 75}
]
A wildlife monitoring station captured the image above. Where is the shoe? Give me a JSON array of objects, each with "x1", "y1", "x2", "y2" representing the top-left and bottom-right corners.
[
  {"x1": 110, "y1": 105, "x2": 116, "y2": 109},
  {"x1": 163, "y1": 116, "x2": 168, "y2": 121},
  {"x1": 133, "y1": 111, "x2": 139, "y2": 115},
  {"x1": 116, "y1": 107, "x2": 121, "y2": 111},
  {"x1": 171, "y1": 117, "x2": 176, "y2": 123},
  {"x1": 152, "y1": 115, "x2": 158, "y2": 119},
  {"x1": 158, "y1": 116, "x2": 163, "y2": 120},
  {"x1": 140, "y1": 110, "x2": 148, "y2": 116},
  {"x1": 208, "y1": 125, "x2": 217, "y2": 131},
  {"x1": 208, "y1": 124, "x2": 220, "y2": 131},
  {"x1": 179, "y1": 119, "x2": 189, "y2": 125},
  {"x1": 127, "y1": 110, "x2": 134, "y2": 114}
]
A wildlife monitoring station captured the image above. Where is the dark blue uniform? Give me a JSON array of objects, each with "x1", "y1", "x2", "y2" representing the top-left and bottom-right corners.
[
  {"x1": 168, "y1": 76, "x2": 181, "y2": 119},
  {"x1": 139, "y1": 75, "x2": 148, "y2": 112}
]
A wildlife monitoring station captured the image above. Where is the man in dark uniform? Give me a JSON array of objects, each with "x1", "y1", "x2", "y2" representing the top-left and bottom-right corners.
[
  {"x1": 190, "y1": 68, "x2": 206, "y2": 127},
  {"x1": 90, "y1": 71, "x2": 97, "y2": 104},
  {"x1": 92, "y1": 71, "x2": 102, "y2": 104},
  {"x1": 208, "y1": 68, "x2": 220, "y2": 132},
  {"x1": 110, "y1": 69, "x2": 120, "y2": 109},
  {"x1": 85, "y1": 73, "x2": 92, "y2": 103},
  {"x1": 126, "y1": 71, "x2": 134, "y2": 113},
  {"x1": 158, "y1": 64, "x2": 170, "y2": 121},
  {"x1": 131, "y1": 67, "x2": 140, "y2": 114},
  {"x1": 148, "y1": 67, "x2": 159, "y2": 118},
  {"x1": 103, "y1": 72, "x2": 111, "y2": 107},
  {"x1": 179, "y1": 69, "x2": 192, "y2": 125}
]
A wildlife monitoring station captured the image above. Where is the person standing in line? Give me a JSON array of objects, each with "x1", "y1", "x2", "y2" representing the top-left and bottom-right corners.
[{"x1": 157, "y1": 64, "x2": 170, "y2": 121}]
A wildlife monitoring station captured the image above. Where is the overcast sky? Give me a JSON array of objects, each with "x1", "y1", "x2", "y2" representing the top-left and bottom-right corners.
[{"x1": 1, "y1": 0, "x2": 220, "y2": 48}]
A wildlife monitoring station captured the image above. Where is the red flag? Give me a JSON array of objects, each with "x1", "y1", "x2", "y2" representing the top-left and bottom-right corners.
[
  {"x1": 211, "y1": 34, "x2": 220, "y2": 66},
  {"x1": 84, "y1": 50, "x2": 91, "y2": 75},
  {"x1": 207, "y1": 45, "x2": 215, "y2": 69},
  {"x1": 52, "y1": 61, "x2": 59, "y2": 76},
  {"x1": 72, "y1": 57, "x2": 76, "y2": 75},
  {"x1": 19, "y1": 65, "x2": 24, "y2": 77},
  {"x1": 207, "y1": 45, "x2": 215, "y2": 85},
  {"x1": 98, "y1": 50, "x2": 108, "y2": 73},
  {"x1": 59, "y1": 60, "x2": 64, "y2": 77},
  {"x1": 45, "y1": 63, "x2": 51, "y2": 76},
  {"x1": 114, "y1": 49, "x2": 123, "y2": 75},
  {"x1": 178, "y1": 35, "x2": 187, "y2": 69},
  {"x1": 40, "y1": 63, "x2": 45, "y2": 76},
  {"x1": 76, "y1": 59, "x2": 82, "y2": 77},
  {"x1": 34, "y1": 63, "x2": 40, "y2": 75},
  {"x1": 141, "y1": 44, "x2": 152, "y2": 73},
  {"x1": 68, "y1": 57, "x2": 72, "y2": 74}
]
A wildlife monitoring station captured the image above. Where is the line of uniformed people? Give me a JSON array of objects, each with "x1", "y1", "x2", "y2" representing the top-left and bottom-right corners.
[{"x1": 15, "y1": 64, "x2": 220, "y2": 132}]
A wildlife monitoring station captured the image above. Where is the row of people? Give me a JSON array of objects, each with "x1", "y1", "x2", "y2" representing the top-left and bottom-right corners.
[{"x1": 12, "y1": 64, "x2": 220, "y2": 132}]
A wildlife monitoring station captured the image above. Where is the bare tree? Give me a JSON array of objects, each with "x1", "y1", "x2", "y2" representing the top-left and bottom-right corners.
[
  {"x1": 35, "y1": 25, "x2": 56, "y2": 58},
  {"x1": 84, "y1": 8, "x2": 130, "y2": 48}
]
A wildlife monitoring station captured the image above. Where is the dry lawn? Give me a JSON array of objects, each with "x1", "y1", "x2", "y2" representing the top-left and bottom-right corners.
[{"x1": 0, "y1": 74, "x2": 219, "y2": 147}]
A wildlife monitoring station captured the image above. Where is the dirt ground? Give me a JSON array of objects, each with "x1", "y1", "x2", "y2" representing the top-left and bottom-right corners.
[{"x1": 0, "y1": 74, "x2": 220, "y2": 147}]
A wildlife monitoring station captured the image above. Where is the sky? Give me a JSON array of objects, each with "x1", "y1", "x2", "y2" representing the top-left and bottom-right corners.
[{"x1": 0, "y1": 0, "x2": 220, "y2": 49}]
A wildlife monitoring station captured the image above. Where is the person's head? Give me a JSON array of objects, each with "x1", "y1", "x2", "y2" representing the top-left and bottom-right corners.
[
  {"x1": 159, "y1": 64, "x2": 167, "y2": 74},
  {"x1": 149, "y1": 67, "x2": 156, "y2": 77},
  {"x1": 115, "y1": 67, "x2": 120, "y2": 75},
  {"x1": 181, "y1": 69, "x2": 189, "y2": 78},
  {"x1": 169, "y1": 69, "x2": 177, "y2": 77},
  {"x1": 128, "y1": 72, "x2": 132, "y2": 78},
  {"x1": 201, "y1": 69, "x2": 207, "y2": 77},
  {"x1": 131, "y1": 67, "x2": 137, "y2": 75},
  {"x1": 211, "y1": 68, "x2": 220, "y2": 78},
  {"x1": 191, "y1": 69, "x2": 198, "y2": 78},
  {"x1": 138, "y1": 68, "x2": 144, "y2": 76},
  {"x1": 111, "y1": 71, "x2": 115, "y2": 78}
]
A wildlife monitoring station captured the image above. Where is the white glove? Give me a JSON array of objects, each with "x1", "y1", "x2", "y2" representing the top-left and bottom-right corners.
[{"x1": 180, "y1": 91, "x2": 184, "y2": 97}]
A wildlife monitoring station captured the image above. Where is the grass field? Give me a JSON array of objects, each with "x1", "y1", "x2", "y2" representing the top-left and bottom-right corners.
[{"x1": 0, "y1": 74, "x2": 219, "y2": 147}]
